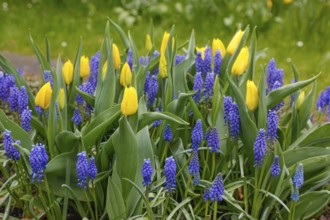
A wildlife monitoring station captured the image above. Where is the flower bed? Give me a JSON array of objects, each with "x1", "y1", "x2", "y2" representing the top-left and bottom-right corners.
[{"x1": 0, "y1": 20, "x2": 329, "y2": 219}]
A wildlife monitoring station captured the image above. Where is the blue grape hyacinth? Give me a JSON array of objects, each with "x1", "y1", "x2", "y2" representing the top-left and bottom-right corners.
[
  {"x1": 72, "y1": 108, "x2": 82, "y2": 126},
  {"x1": 267, "y1": 110, "x2": 279, "y2": 142},
  {"x1": 228, "y1": 102, "x2": 240, "y2": 139},
  {"x1": 141, "y1": 158, "x2": 153, "y2": 187},
  {"x1": 223, "y1": 96, "x2": 232, "y2": 125},
  {"x1": 204, "y1": 72, "x2": 215, "y2": 100},
  {"x1": 191, "y1": 119, "x2": 203, "y2": 151},
  {"x1": 164, "y1": 124, "x2": 173, "y2": 142},
  {"x1": 8, "y1": 86, "x2": 20, "y2": 112},
  {"x1": 3, "y1": 130, "x2": 20, "y2": 161},
  {"x1": 210, "y1": 173, "x2": 224, "y2": 201},
  {"x1": 164, "y1": 156, "x2": 176, "y2": 193},
  {"x1": 18, "y1": 86, "x2": 28, "y2": 113},
  {"x1": 266, "y1": 58, "x2": 284, "y2": 93},
  {"x1": 213, "y1": 50, "x2": 222, "y2": 75},
  {"x1": 30, "y1": 143, "x2": 48, "y2": 183},
  {"x1": 147, "y1": 75, "x2": 158, "y2": 107},
  {"x1": 206, "y1": 128, "x2": 220, "y2": 153},
  {"x1": 254, "y1": 129, "x2": 267, "y2": 167},
  {"x1": 88, "y1": 156, "x2": 98, "y2": 180},
  {"x1": 291, "y1": 163, "x2": 304, "y2": 201},
  {"x1": 192, "y1": 72, "x2": 203, "y2": 103},
  {"x1": 188, "y1": 151, "x2": 200, "y2": 185},
  {"x1": 203, "y1": 46, "x2": 212, "y2": 75},
  {"x1": 271, "y1": 155, "x2": 280, "y2": 177},
  {"x1": 203, "y1": 185, "x2": 211, "y2": 201},
  {"x1": 76, "y1": 151, "x2": 89, "y2": 189},
  {"x1": 21, "y1": 108, "x2": 32, "y2": 132}
]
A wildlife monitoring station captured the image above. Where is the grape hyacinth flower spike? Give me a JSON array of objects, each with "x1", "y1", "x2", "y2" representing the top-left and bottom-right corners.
[
  {"x1": 291, "y1": 163, "x2": 304, "y2": 201},
  {"x1": 164, "y1": 124, "x2": 173, "y2": 142},
  {"x1": 210, "y1": 173, "x2": 224, "y2": 201},
  {"x1": 191, "y1": 119, "x2": 203, "y2": 151},
  {"x1": 30, "y1": 143, "x2": 48, "y2": 183},
  {"x1": 3, "y1": 130, "x2": 20, "y2": 161},
  {"x1": 192, "y1": 72, "x2": 203, "y2": 103},
  {"x1": 206, "y1": 128, "x2": 220, "y2": 153},
  {"x1": 164, "y1": 156, "x2": 176, "y2": 193},
  {"x1": 188, "y1": 151, "x2": 200, "y2": 185},
  {"x1": 254, "y1": 129, "x2": 267, "y2": 167},
  {"x1": 76, "y1": 151, "x2": 89, "y2": 189},
  {"x1": 271, "y1": 155, "x2": 280, "y2": 177},
  {"x1": 88, "y1": 156, "x2": 98, "y2": 181},
  {"x1": 267, "y1": 110, "x2": 279, "y2": 143},
  {"x1": 141, "y1": 158, "x2": 153, "y2": 187}
]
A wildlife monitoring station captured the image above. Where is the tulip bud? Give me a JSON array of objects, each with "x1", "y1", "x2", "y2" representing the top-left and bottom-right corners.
[
  {"x1": 266, "y1": 0, "x2": 273, "y2": 9},
  {"x1": 121, "y1": 86, "x2": 138, "y2": 116},
  {"x1": 80, "y1": 56, "x2": 90, "y2": 78},
  {"x1": 283, "y1": 0, "x2": 293, "y2": 4},
  {"x1": 227, "y1": 30, "x2": 244, "y2": 56},
  {"x1": 159, "y1": 53, "x2": 167, "y2": 78},
  {"x1": 160, "y1": 32, "x2": 175, "y2": 55},
  {"x1": 120, "y1": 62, "x2": 132, "y2": 86},
  {"x1": 231, "y1": 46, "x2": 249, "y2": 76},
  {"x1": 212, "y1": 38, "x2": 226, "y2": 58},
  {"x1": 113, "y1": 43, "x2": 121, "y2": 69},
  {"x1": 296, "y1": 91, "x2": 305, "y2": 109},
  {"x1": 246, "y1": 80, "x2": 259, "y2": 111},
  {"x1": 57, "y1": 88, "x2": 65, "y2": 109},
  {"x1": 146, "y1": 34, "x2": 152, "y2": 52},
  {"x1": 102, "y1": 61, "x2": 108, "y2": 80},
  {"x1": 196, "y1": 47, "x2": 206, "y2": 59},
  {"x1": 62, "y1": 60, "x2": 74, "y2": 85},
  {"x1": 35, "y1": 82, "x2": 52, "y2": 109}
]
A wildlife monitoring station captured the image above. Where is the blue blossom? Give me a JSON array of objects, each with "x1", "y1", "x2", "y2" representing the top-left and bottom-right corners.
[
  {"x1": 127, "y1": 49, "x2": 133, "y2": 70},
  {"x1": 3, "y1": 130, "x2": 20, "y2": 161},
  {"x1": 44, "y1": 70, "x2": 53, "y2": 87},
  {"x1": 30, "y1": 143, "x2": 48, "y2": 183},
  {"x1": 213, "y1": 50, "x2": 222, "y2": 75},
  {"x1": 0, "y1": 73, "x2": 15, "y2": 101},
  {"x1": 210, "y1": 173, "x2": 224, "y2": 201},
  {"x1": 254, "y1": 129, "x2": 267, "y2": 167},
  {"x1": 164, "y1": 156, "x2": 176, "y2": 193},
  {"x1": 36, "y1": 106, "x2": 43, "y2": 115},
  {"x1": 144, "y1": 72, "x2": 151, "y2": 95},
  {"x1": 292, "y1": 163, "x2": 304, "y2": 189},
  {"x1": 271, "y1": 155, "x2": 280, "y2": 177},
  {"x1": 191, "y1": 119, "x2": 203, "y2": 151},
  {"x1": 8, "y1": 86, "x2": 20, "y2": 112},
  {"x1": 203, "y1": 46, "x2": 212, "y2": 75},
  {"x1": 203, "y1": 185, "x2": 211, "y2": 201},
  {"x1": 152, "y1": 50, "x2": 160, "y2": 75},
  {"x1": 89, "y1": 51, "x2": 101, "y2": 90},
  {"x1": 223, "y1": 96, "x2": 233, "y2": 125},
  {"x1": 88, "y1": 156, "x2": 98, "y2": 180},
  {"x1": 72, "y1": 108, "x2": 82, "y2": 126},
  {"x1": 192, "y1": 72, "x2": 203, "y2": 103},
  {"x1": 21, "y1": 108, "x2": 32, "y2": 132},
  {"x1": 291, "y1": 188, "x2": 299, "y2": 202},
  {"x1": 316, "y1": 91, "x2": 326, "y2": 111},
  {"x1": 153, "y1": 106, "x2": 162, "y2": 127},
  {"x1": 267, "y1": 110, "x2": 279, "y2": 142},
  {"x1": 147, "y1": 75, "x2": 158, "y2": 107},
  {"x1": 206, "y1": 128, "x2": 220, "y2": 153},
  {"x1": 76, "y1": 82, "x2": 94, "y2": 106},
  {"x1": 188, "y1": 151, "x2": 200, "y2": 176},
  {"x1": 195, "y1": 51, "x2": 203, "y2": 74},
  {"x1": 271, "y1": 81, "x2": 285, "y2": 110},
  {"x1": 228, "y1": 103, "x2": 240, "y2": 139},
  {"x1": 18, "y1": 86, "x2": 28, "y2": 113},
  {"x1": 204, "y1": 72, "x2": 215, "y2": 100},
  {"x1": 175, "y1": 54, "x2": 186, "y2": 66},
  {"x1": 141, "y1": 158, "x2": 153, "y2": 187},
  {"x1": 164, "y1": 124, "x2": 173, "y2": 142},
  {"x1": 266, "y1": 58, "x2": 284, "y2": 93},
  {"x1": 17, "y1": 68, "x2": 24, "y2": 76},
  {"x1": 76, "y1": 151, "x2": 89, "y2": 189},
  {"x1": 139, "y1": 56, "x2": 149, "y2": 66}
]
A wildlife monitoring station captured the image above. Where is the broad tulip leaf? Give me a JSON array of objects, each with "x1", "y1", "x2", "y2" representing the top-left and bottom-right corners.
[
  {"x1": 167, "y1": 92, "x2": 195, "y2": 117},
  {"x1": 257, "y1": 67, "x2": 267, "y2": 129},
  {"x1": 284, "y1": 147, "x2": 330, "y2": 167},
  {"x1": 297, "y1": 83, "x2": 316, "y2": 131},
  {"x1": 55, "y1": 130, "x2": 81, "y2": 154},
  {"x1": 108, "y1": 18, "x2": 130, "y2": 49},
  {"x1": 106, "y1": 177, "x2": 126, "y2": 220}
]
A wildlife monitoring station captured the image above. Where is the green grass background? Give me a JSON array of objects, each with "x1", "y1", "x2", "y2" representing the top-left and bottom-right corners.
[{"x1": 0, "y1": 0, "x2": 329, "y2": 92}]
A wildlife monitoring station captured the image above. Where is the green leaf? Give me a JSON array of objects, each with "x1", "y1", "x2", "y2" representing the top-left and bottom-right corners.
[
  {"x1": 138, "y1": 111, "x2": 189, "y2": 131},
  {"x1": 257, "y1": 67, "x2": 267, "y2": 129},
  {"x1": 297, "y1": 82, "x2": 316, "y2": 131},
  {"x1": 82, "y1": 104, "x2": 120, "y2": 149},
  {"x1": 167, "y1": 92, "x2": 195, "y2": 117},
  {"x1": 108, "y1": 18, "x2": 130, "y2": 49},
  {"x1": 55, "y1": 130, "x2": 81, "y2": 154},
  {"x1": 166, "y1": 197, "x2": 193, "y2": 220},
  {"x1": 283, "y1": 147, "x2": 330, "y2": 167},
  {"x1": 106, "y1": 177, "x2": 127, "y2": 220},
  {"x1": 75, "y1": 86, "x2": 95, "y2": 107},
  {"x1": 61, "y1": 184, "x2": 87, "y2": 217},
  {"x1": 212, "y1": 75, "x2": 222, "y2": 127},
  {"x1": 266, "y1": 73, "x2": 320, "y2": 109},
  {"x1": 29, "y1": 32, "x2": 51, "y2": 75},
  {"x1": 0, "y1": 109, "x2": 33, "y2": 150}
]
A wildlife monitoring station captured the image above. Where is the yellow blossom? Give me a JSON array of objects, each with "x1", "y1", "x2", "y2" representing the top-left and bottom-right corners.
[
  {"x1": 212, "y1": 38, "x2": 226, "y2": 58},
  {"x1": 57, "y1": 88, "x2": 65, "y2": 109},
  {"x1": 283, "y1": 0, "x2": 293, "y2": 4},
  {"x1": 62, "y1": 60, "x2": 74, "y2": 85},
  {"x1": 266, "y1": 0, "x2": 273, "y2": 9},
  {"x1": 160, "y1": 31, "x2": 175, "y2": 55},
  {"x1": 196, "y1": 47, "x2": 206, "y2": 59},
  {"x1": 102, "y1": 61, "x2": 108, "y2": 80},
  {"x1": 246, "y1": 80, "x2": 259, "y2": 111},
  {"x1": 113, "y1": 43, "x2": 121, "y2": 69},
  {"x1": 120, "y1": 62, "x2": 132, "y2": 86},
  {"x1": 296, "y1": 91, "x2": 305, "y2": 109},
  {"x1": 35, "y1": 82, "x2": 52, "y2": 109},
  {"x1": 121, "y1": 86, "x2": 138, "y2": 116},
  {"x1": 146, "y1": 34, "x2": 152, "y2": 52},
  {"x1": 231, "y1": 46, "x2": 249, "y2": 76},
  {"x1": 80, "y1": 56, "x2": 90, "y2": 78},
  {"x1": 227, "y1": 30, "x2": 245, "y2": 56},
  {"x1": 159, "y1": 53, "x2": 167, "y2": 78}
]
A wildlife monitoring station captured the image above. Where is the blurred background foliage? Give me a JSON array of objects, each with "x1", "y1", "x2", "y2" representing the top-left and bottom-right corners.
[{"x1": 0, "y1": 0, "x2": 330, "y2": 90}]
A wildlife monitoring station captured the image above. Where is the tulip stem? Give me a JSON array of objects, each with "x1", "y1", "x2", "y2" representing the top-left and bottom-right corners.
[
  {"x1": 213, "y1": 201, "x2": 218, "y2": 220},
  {"x1": 160, "y1": 142, "x2": 169, "y2": 166},
  {"x1": 162, "y1": 79, "x2": 166, "y2": 111}
]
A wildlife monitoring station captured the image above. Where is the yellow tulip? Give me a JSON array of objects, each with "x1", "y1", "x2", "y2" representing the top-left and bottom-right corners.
[
  {"x1": 283, "y1": 0, "x2": 293, "y2": 4},
  {"x1": 80, "y1": 56, "x2": 90, "y2": 78},
  {"x1": 102, "y1": 61, "x2": 108, "y2": 80},
  {"x1": 231, "y1": 46, "x2": 249, "y2": 76},
  {"x1": 146, "y1": 34, "x2": 152, "y2": 52},
  {"x1": 121, "y1": 86, "x2": 138, "y2": 116},
  {"x1": 227, "y1": 30, "x2": 244, "y2": 56},
  {"x1": 266, "y1": 0, "x2": 273, "y2": 9},
  {"x1": 57, "y1": 88, "x2": 65, "y2": 109},
  {"x1": 246, "y1": 80, "x2": 259, "y2": 111},
  {"x1": 35, "y1": 82, "x2": 52, "y2": 109},
  {"x1": 113, "y1": 43, "x2": 121, "y2": 69},
  {"x1": 62, "y1": 60, "x2": 74, "y2": 85},
  {"x1": 159, "y1": 53, "x2": 167, "y2": 78},
  {"x1": 160, "y1": 31, "x2": 175, "y2": 55},
  {"x1": 296, "y1": 91, "x2": 305, "y2": 109},
  {"x1": 212, "y1": 38, "x2": 226, "y2": 58},
  {"x1": 120, "y1": 62, "x2": 132, "y2": 86},
  {"x1": 196, "y1": 47, "x2": 206, "y2": 59}
]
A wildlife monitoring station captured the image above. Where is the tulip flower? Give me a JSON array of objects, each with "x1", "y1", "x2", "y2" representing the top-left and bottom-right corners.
[
  {"x1": 212, "y1": 38, "x2": 226, "y2": 58},
  {"x1": 57, "y1": 88, "x2": 65, "y2": 109},
  {"x1": 159, "y1": 53, "x2": 167, "y2": 78},
  {"x1": 121, "y1": 86, "x2": 138, "y2": 116},
  {"x1": 80, "y1": 56, "x2": 90, "y2": 78},
  {"x1": 62, "y1": 60, "x2": 74, "y2": 85},
  {"x1": 196, "y1": 47, "x2": 206, "y2": 59},
  {"x1": 231, "y1": 46, "x2": 249, "y2": 76},
  {"x1": 283, "y1": 0, "x2": 293, "y2": 4},
  {"x1": 296, "y1": 91, "x2": 305, "y2": 109},
  {"x1": 227, "y1": 30, "x2": 244, "y2": 56},
  {"x1": 120, "y1": 62, "x2": 132, "y2": 86},
  {"x1": 160, "y1": 32, "x2": 175, "y2": 55},
  {"x1": 246, "y1": 80, "x2": 259, "y2": 111},
  {"x1": 113, "y1": 43, "x2": 121, "y2": 69},
  {"x1": 146, "y1": 34, "x2": 152, "y2": 52},
  {"x1": 266, "y1": 0, "x2": 273, "y2": 9},
  {"x1": 35, "y1": 82, "x2": 52, "y2": 109},
  {"x1": 102, "y1": 61, "x2": 108, "y2": 80}
]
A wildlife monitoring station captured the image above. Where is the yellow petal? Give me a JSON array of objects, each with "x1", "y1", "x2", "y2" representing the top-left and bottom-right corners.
[
  {"x1": 231, "y1": 46, "x2": 249, "y2": 76},
  {"x1": 102, "y1": 61, "x2": 108, "y2": 80},
  {"x1": 227, "y1": 30, "x2": 244, "y2": 56},
  {"x1": 296, "y1": 91, "x2": 305, "y2": 109},
  {"x1": 80, "y1": 56, "x2": 90, "y2": 78},
  {"x1": 57, "y1": 88, "x2": 66, "y2": 109},
  {"x1": 146, "y1": 34, "x2": 152, "y2": 52},
  {"x1": 159, "y1": 53, "x2": 167, "y2": 78},
  {"x1": 121, "y1": 87, "x2": 138, "y2": 116},
  {"x1": 246, "y1": 80, "x2": 259, "y2": 111},
  {"x1": 113, "y1": 43, "x2": 121, "y2": 69},
  {"x1": 196, "y1": 47, "x2": 206, "y2": 60},
  {"x1": 212, "y1": 38, "x2": 226, "y2": 58},
  {"x1": 62, "y1": 60, "x2": 74, "y2": 85},
  {"x1": 35, "y1": 82, "x2": 52, "y2": 109},
  {"x1": 120, "y1": 62, "x2": 132, "y2": 86}
]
